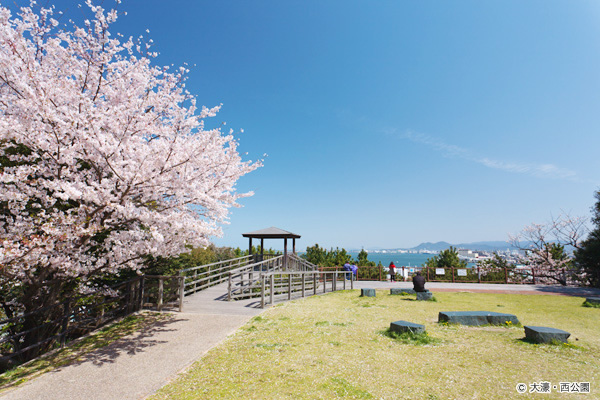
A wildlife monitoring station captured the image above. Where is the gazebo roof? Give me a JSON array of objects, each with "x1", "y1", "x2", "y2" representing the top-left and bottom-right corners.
[{"x1": 242, "y1": 227, "x2": 301, "y2": 239}]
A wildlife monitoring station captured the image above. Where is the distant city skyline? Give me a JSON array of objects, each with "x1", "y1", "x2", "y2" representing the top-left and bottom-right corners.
[{"x1": 13, "y1": 0, "x2": 600, "y2": 251}]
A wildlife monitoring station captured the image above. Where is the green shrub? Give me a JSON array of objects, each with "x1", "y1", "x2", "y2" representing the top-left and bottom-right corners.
[{"x1": 380, "y1": 329, "x2": 441, "y2": 346}]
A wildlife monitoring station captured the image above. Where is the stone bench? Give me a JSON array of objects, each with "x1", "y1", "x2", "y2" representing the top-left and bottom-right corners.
[
  {"x1": 585, "y1": 297, "x2": 600, "y2": 306},
  {"x1": 390, "y1": 288, "x2": 415, "y2": 295},
  {"x1": 361, "y1": 288, "x2": 376, "y2": 297},
  {"x1": 416, "y1": 290, "x2": 433, "y2": 301},
  {"x1": 438, "y1": 311, "x2": 520, "y2": 326},
  {"x1": 390, "y1": 320, "x2": 426, "y2": 335},
  {"x1": 524, "y1": 326, "x2": 570, "y2": 344}
]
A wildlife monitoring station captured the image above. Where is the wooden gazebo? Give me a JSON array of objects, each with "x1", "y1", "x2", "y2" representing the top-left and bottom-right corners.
[{"x1": 242, "y1": 227, "x2": 301, "y2": 267}]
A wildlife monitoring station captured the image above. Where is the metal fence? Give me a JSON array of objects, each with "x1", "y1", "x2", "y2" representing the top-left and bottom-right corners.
[
  {"x1": 318, "y1": 264, "x2": 580, "y2": 285},
  {"x1": 319, "y1": 265, "x2": 387, "y2": 281},
  {"x1": 411, "y1": 266, "x2": 578, "y2": 285}
]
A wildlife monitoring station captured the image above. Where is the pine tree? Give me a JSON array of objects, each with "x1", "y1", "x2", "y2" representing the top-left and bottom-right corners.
[{"x1": 575, "y1": 190, "x2": 600, "y2": 287}]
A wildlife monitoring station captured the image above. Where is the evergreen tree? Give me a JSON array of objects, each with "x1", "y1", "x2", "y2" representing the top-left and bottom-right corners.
[
  {"x1": 575, "y1": 190, "x2": 600, "y2": 287},
  {"x1": 425, "y1": 246, "x2": 467, "y2": 269},
  {"x1": 357, "y1": 249, "x2": 370, "y2": 266},
  {"x1": 304, "y1": 244, "x2": 328, "y2": 266},
  {"x1": 479, "y1": 253, "x2": 512, "y2": 270},
  {"x1": 330, "y1": 247, "x2": 354, "y2": 267}
]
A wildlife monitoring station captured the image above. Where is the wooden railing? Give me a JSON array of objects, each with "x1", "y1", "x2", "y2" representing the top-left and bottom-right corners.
[
  {"x1": 225, "y1": 254, "x2": 352, "y2": 307},
  {"x1": 1, "y1": 254, "x2": 347, "y2": 370},
  {"x1": 287, "y1": 253, "x2": 320, "y2": 271},
  {"x1": 226, "y1": 253, "x2": 320, "y2": 301},
  {"x1": 141, "y1": 275, "x2": 185, "y2": 312},
  {"x1": 259, "y1": 270, "x2": 354, "y2": 308},
  {"x1": 227, "y1": 255, "x2": 285, "y2": 301},
  {"x1": 178, "y1": 253, "x2": 312, "y2": 300},
  {"x1": 179, "y1": 255, "x2": 253, "y2": 296}
]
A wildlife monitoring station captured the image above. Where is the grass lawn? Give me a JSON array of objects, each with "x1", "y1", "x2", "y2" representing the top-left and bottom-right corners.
[
  {"x1": 0, "y1": 311, "x2": 168, "y2": 391},
  {"x1": 150, "y1": 290, "x2": 599, "y2": 400}
]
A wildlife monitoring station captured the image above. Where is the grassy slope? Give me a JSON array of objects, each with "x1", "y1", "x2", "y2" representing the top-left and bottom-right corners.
[
  {"x1": 151, "y1": 291, "x2": 599, "y2": 400},
  {"x1": 0, "y1": 312, "x2": 168, "y2": 391}
]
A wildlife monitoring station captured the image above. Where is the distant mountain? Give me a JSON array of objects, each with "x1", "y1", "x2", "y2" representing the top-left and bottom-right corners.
[
  {"x1": 454, "y1": 241, "x2": 515, "y2": 251},
  {"x1": 411, "y1": 241, "x2": 452, "y2": 251},
  {"x1": 410, "y1": 241, "x2": 517, "y2": 252}
]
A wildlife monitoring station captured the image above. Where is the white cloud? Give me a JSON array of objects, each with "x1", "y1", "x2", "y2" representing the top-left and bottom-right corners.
[{"x1": 394, "y1": 130, "x2": 579, "y2": 181}]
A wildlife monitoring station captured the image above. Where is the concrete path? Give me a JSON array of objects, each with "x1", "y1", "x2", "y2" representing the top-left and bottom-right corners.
[
  {"x1": 353, "y1": 280, "x2": 600, "y2": 296},
  {"x1": 0, "y1": 284, "x2": 264, "y2": 400},
  {"x1": 2, "y1": 280, "x2": 598, "y2": 400}
]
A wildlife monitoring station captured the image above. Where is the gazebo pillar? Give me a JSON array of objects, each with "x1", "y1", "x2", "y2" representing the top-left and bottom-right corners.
[
  {"x1": 284, "y1": 238, "x2": 288, "y2": 269},
  {"x1": 242, "y1": 227, "x2": 301, "y2": 270},
  {"x1": 248, "y1": 238, "x2": 253, "y2": 259},
  {"x1": 261, "y1": 238, "x2": 264, "y2": 260}
]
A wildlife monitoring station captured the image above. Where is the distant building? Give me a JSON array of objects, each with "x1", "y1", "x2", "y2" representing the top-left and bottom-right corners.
[{"x1": 458, "y1": 249, "x2": 477, "y2": 258}]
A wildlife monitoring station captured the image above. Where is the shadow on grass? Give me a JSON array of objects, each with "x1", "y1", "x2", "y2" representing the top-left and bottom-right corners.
[
  {"x1": 532, "y1": 286, "x2": 600, "y2": 297},
  {"x1": 515, "y1": 337, "x2": 582, "y2": 350},
  {"x1": 0, "y1": 312, "x2": 183, "y2": 389},
  {"x1": 398, "y1": 297, "x2": 438, "y2": 302}
]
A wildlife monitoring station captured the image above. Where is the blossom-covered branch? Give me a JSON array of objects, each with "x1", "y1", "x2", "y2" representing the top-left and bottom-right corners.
[
  {"x1": 508, "y1": 213, "x2": 588, "y2": 285},
  {"x1": 0, "y1": 1, "x2": 261, "y2": 287}
]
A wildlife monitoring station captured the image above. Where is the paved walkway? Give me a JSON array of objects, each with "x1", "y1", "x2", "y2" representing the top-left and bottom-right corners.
[
  {"x1": 0, "y1": 284, "x2": 264, "y2": 400},
  {"x1": 1, "y1": 281, "x2": 598, "y2": 400}
]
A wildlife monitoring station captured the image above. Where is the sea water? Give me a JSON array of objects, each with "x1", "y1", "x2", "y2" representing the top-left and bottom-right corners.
[
  {"x1": 347, "y1": 251, "x2": 477, "y2": 269},
  {"x1": 348, "y1": 252, "x2": 432, "y2": 267}
]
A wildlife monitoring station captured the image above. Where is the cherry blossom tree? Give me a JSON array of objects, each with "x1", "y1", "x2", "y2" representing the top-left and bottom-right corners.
[
  {"x1": 0, "y1": 0, "x2": 260, "y2": 317},
  {"x1": 508, "y1": 213, "x2": 588, "y2": 285}
]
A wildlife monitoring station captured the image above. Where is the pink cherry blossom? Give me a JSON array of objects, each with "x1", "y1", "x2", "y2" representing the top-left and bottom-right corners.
[{"x1": 0, "y1": 1, "x2": 261, "y2": 286}]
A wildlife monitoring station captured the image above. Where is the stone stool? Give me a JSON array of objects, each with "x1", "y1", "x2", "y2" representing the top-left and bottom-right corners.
[
  {"x1": 416, "y1": 290, "x2": 433, "y2": 301},
  {"x1": 361, "y1": 288, "x2": 376, "y2": 297},
  {"x1": 524, "y1": 326, "x2": 570, "y2": 344},
  {"x1": 390, "y1": 320, "x2": 426, "y2": 335},
  {"x1": 585, "y1": 297, "x2": 600, "y2": 306},
  {"x1": 438, "y1": 311, "x2": 520, "y2": 326}
]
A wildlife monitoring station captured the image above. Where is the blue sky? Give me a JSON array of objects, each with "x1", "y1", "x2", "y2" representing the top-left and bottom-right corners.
[{"x1": 11, "y1": 0, "x2": 600, "y2": 250}]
